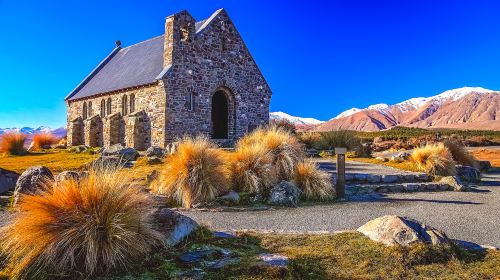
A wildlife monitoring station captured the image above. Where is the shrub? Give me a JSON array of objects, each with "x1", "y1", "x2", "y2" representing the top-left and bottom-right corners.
[
  {"x1": 0, "y1": 132, "x2": 27, "y2": 155},
  {"x1": 298, "y1": 131, "x2": 322, "y2": 149},
  {"x1": 319, "y1": 131, "x2": 362, "y2": 151},
  {"x1": 228, "y1": 144, "x2": 276, "y2": 194},
  {"x1": 410, "y1": 143, "x2": 456, "y2": 176},
  {"x1": 269, "y1": 118, "x2": 296, "y2": 134},
  {"x1": 443, "y1": 139, "x2": 478, "y2": 168},
  {"x1": 237, "y1": 126, "x2": 305, "y2": 180},
  {"x1": 31, "y1": 132, "x2": 58, "y2": 151},
  {"x1": 0, "y1": 169, "x2": 162, "y2": 279},
  {"x1": 152, "y1": 136, "x2": 229, "y2": 208},
  {"x1": 293, "y1": 160, "x2": 334, "y2": 200}
]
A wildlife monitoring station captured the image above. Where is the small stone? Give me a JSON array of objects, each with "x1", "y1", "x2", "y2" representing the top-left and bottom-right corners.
[
  {"x1": 382, "y1": 175, "x2": 398, "y2": 183},
  {"x1": 218, "y1": 191, "x2": 240, "y2": 204},
  {"x1": 147, "y1": 156, "x2": 162, "y2": 164},
  {"x1": 375, "y1": 157, "x2": 388, "y2": 162},
  {"x1": 403, "y1": 183, "x2": 419, "y2": 192},
  {"x1": 145, "y1": 146, "x2": 165, "y2": 158},
  {"x1": 439, "y1": 176, "x2": 469, "y2": 192},
  {"x1": 367, "y1": 175, "x2": 382, "y2": 183},
  {"x1": 259, "y1": 253, "x2": 289, "y2": 267},
  {"x1": 354, "y1": 174, "x2": 368, "y2": 182},
  {"x1": 456, "y1": 165, "x2": 481, "y2": 183},
  {"x1": 268, "y1": 181, "x2": 300, "y2": 207},
  {"x1": 213, "y1": 231, "x2": 237, "y2": 238},
  {"x1": 426, "y1": 184, "x2": 437, "y2": 191}
]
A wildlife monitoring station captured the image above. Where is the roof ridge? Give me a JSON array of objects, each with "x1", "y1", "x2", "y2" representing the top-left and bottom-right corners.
[{"x1": 121, "y1": 34, "x2": 164, "y2": 50}]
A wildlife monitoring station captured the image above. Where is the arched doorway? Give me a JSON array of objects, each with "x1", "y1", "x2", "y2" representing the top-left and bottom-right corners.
[{"x1": 211, "y1": 90, "x2": 229, "y2": 139}]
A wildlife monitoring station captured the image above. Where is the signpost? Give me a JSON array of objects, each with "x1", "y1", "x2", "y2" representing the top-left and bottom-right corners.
[{"x1": 334, "y1": 147, "x2": 347, "y2": 198}]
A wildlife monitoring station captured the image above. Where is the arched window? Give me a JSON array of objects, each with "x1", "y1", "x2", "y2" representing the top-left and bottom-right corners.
[
  {"x1": 122, "y1": 95, "x2": 128, "y2": 116},
  {"x1": 100, "y1": 99, "x2": 106, "y2": 117},
  {"x1": 82, "y1": 102, "x2": 88, "y2": 120},
  {"x1": 88, "y1": 101, "x2": 93, "y2": 117},
  {"x1": 129, "y1": 94, "x2": 135, "y2": 113},
  {"x1": 107, "y1": 98, "x2": 112, "y2": 115}
]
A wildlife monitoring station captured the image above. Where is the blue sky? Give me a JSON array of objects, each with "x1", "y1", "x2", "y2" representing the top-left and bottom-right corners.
[{"x1": 1, "y1": 0, "x2": 500, "y2": 128}]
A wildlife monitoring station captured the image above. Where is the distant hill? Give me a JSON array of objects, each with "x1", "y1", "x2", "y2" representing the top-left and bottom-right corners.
[
  {"x1": 0, "y1": 126, "x2": 67, "y2": 144},
  {"x1": 315, "y1": 87, "x2": 500, "y2": 131}
]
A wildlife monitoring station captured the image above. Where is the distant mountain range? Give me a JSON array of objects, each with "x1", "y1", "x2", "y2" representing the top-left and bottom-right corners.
[
  {"x1": 273, "y1": 87, "x2": 500, "y2": 132},
  {"x1": 0, "y1": 126, "x2": 67, "y2": 139}
]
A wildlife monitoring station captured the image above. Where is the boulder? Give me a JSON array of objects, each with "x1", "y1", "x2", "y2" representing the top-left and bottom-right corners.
[
  {"x1": 155, "y1": 208, "x2": 199, "y2": 247},
  {"x1": 14, "y1": 166, "x2": 53, "y2": 205},
  {"x1": 439, "y1": 176, "x2": 469, "y2": 192},
  {"x1": 357, "y1": 215, "x2": 449, "y2": 246},
  {"x1": 55, "y1": 170, "x2": 89, "y2": 183},
  {"x1": 268, "y1": 181, "x2": 301, "y2": 207},
  {"x1": 0, "y1": 168, "x2": 20, "y2": 194},
  {"x1": 456, "y1": 165, "x2": 481, "y2": 183},
  {"x1": 477, "y1": 161, "x2": 492, "y2": 172},
  {"x1": 88, "y1": 156, "x2": 128, "y2": 169},
  {"x1": 146, "y1": 146, "x2": 165, "y2": 158},
  {"x1": 102, "y1": 144, "x2": 139, "y2": 161}
]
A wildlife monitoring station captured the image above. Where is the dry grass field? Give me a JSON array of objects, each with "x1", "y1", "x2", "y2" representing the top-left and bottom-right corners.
[
  {"x1": 471, "y1": 148, "x2": 500, "y2": 167},
  {"x1": 0, "y1": 150, "x2": 96, "y2": 174}
]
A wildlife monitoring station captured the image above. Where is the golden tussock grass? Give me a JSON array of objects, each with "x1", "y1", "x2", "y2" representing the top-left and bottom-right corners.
[
  {"x1": 31, "y1": 132, "x2": 59, "y2": 151},
  {"x1": 293, "y1": 160, "x2": 334, "y2": 200},
  {"x1": 443, "y1": 139, "x2": 478, "y2": 168},
  {"x1": 151, "y1": 136, "x2": 229, "y2": 208},
  {"x1": 0, "y1": 169, "x2": 162, "y2": 279},
  {"x1": 0, "y1": 132, "x2": 27, "y2": 155},
  {"x1": 228, "y1": 144, "x2": 276, "y2": 194},
  {"x1": 237, "y1": 126, "x2": 305, "y2": 180},
  {"x1": 410, "y1": 143, "x2": 456, "y2": 176}
]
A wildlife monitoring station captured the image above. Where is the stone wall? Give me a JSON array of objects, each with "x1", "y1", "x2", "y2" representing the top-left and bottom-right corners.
[
  {"x1": 66, "y1": 83, "x2": 166, "y2": 149},
  {"x1": 162, "y1": 10, "x2": 272, "y2": 144}
]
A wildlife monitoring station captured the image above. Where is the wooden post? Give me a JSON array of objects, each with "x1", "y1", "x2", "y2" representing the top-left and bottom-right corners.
[{"x1": 335, "y1": 147, "x2": 347, "y2": 198}]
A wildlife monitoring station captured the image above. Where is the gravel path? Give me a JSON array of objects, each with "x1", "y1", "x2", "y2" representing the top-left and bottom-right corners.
[{"x1": 182, "y1": 169, "x2": 500, "y2": 247}]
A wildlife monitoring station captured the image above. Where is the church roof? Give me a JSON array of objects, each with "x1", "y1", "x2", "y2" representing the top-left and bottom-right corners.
[{"x1": 65, "y1": 9, "x2": 223, "y2": 101}]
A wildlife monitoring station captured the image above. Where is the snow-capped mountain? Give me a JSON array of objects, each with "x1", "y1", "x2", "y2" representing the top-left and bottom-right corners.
[
  {"x1": 270, "y1": 111, "x2": 324, "y2": 125},
  {"x1": 0, "y1": 126, "x2": 67, "y2": 138},
  {"x1": 317, "y1": 87, "x2": 500, "y2": 131}
]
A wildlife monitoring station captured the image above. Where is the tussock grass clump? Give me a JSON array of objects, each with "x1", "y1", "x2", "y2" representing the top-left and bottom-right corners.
[
  {"x1": 293, "y1": 160, "x2": 334, "y2": 200},
  {"x1": 237, "y1": 126, "x2": 305, "y2": 180},
  {"x1": 0, "y1": 169, "x2": 162, "y2": 279},
  {"x1": 228, "y1": 144, "x2": 276, "y2": 194},
  {"x1": 410, "y1": 143, "x2": 456, "y2": 176},
  {"x1": 31, "y1": 132, "x2": 58, "y2": 151},
  {"x1": 152, "y1": 136, "x2": 229, "y2": 208},
  {"x1": 319, "y1": 131, "x2": 362, "y2": 151},
  {"x1": 443, "y1": 139, "x2": 478, "y2": 168},
  {"x1": 298, "y1": 131, "x2": 322, "y2": 149},
  {"x1": 269, "y1": 118, "x2": 296, "y2": 134},
  {"x1": 0, "y1": 132, "x2": 27, "y2": 155}
]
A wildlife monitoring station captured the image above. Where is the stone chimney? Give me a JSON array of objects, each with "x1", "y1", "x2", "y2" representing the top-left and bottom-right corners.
[{"x1": 164, "y1": 10, "x2": 196, "y2": 68}]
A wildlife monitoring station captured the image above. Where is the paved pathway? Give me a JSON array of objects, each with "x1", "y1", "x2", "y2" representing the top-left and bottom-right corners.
[{"x1": 182, "y1": 169, "x2": 500, "y2": 247}]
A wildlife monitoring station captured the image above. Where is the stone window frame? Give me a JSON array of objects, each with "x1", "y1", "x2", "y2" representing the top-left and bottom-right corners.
[
  {"x1": 88, "y1": 101, "x2": 93, "y2": 117},
  {"x1": 122, "y1": 95, "x2": 128, "y2": 116},
  {"x1": 107, "y1": 98, "x2": 112, "y2": 115},
  {"x1": 179, "y1": 24, "x2": 190, "y2": 42},
  {"x1": 130, "y1": 94, "x2": 135, "y2": 113},
  {"x1": 100, "y1": 99, "x2": 106, "y2": 117},
  {"x1": 82, "y1": 102, "x2": 88, "y2": 120}
]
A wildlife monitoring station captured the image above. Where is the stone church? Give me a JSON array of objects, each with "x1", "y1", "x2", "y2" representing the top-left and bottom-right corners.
[{"x1": 65, "y1": 9, "x2": 272, "y2": 150}]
